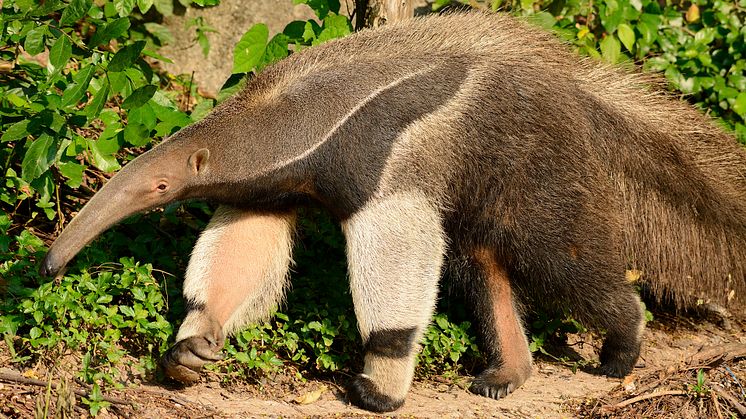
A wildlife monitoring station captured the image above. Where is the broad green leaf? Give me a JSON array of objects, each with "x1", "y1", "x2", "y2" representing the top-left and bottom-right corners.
[
  {"x1": 524, "y1": 11, "x2": 555, "y2": 31},
  {"x1": 86, "y1": 84, "x2": 110, "y2": 120},
  {"x1": 123, "y1": 123, "x2": 151, "y2": 146},
  {"x1": 600, "y1": 35, "x2": 621, "y2": 64},
  {"x1": 143, "y1": 23, "x2": 174, "y2": 45},
  {"x1": 60, "y1": 0, "x2": 92, "y2": 26},
  {"x1": 190, "y1": 100, "x2": 214, "y2": 122},
  {"x1": 314, "y1": 14, "x2": 351, "y2": 45},
  {"x1": 49, "y1": 35, "x2": 72, "y2": 70},
  {"x1": 153, "y1": 0, "x2": 173, "y2": 16},
  {"x1": 108, "y1": 41, "x2": 146, "y2": 72},
  {"x1": 30, "y1": 327, "x2": 42, "y2": 340},
  {"x1": 24, "y1": 26, "x2": 46, "y2": 55},
  {"x1": 617, "y1": 23, "x2": 635, "y2": 52},
  {"x1": 233, "y1": 24, "x2": 269, "y2": 74},
  {"x1": 294, "y1": 0, "x2": 339, "y2": 20},
  {"x1": 283, "y1": 20, "x2": 307, "y2": 41},
  {"x1": 61, "y1": 66, "x2": 95, "y2": 108},
  {"x1": 58, "y1": 161, "x2": 85, "y2": 187},
  {"x1": 638, "y1": 14, "x2": 661, "y2": 45},
  {"x1": 302, "y1": 21, "x2": 321, "y2": 43},
  {"x1": 259, "y1": 34, "x2": 290, "y2": 70},
  {"x1": 128, "y1": 103, "x2": 157, "y2": 129},
  {"x1": 1, "y1": 120, "x2": 31, "y2": 142},
  {"x1": 21, "y1": 134, "x2": 57, "y2": 182},
  {"x1": 733, "y1": 93, "x2": 746, "y2": 118},
  {"x1": 89, "y1": 140, "x2": 121, "y2": 172},
  {"x1": 115, "y1": 0, "x2": 136, "y2": 17},
  {"x1": 89, "y1": 17, "x2": 130, "y2": 47},
  {"x1": 137, "y1": 0, "x2": 154, "y2": 13},
  {"x1": 217, "y1": 73, "x2": 246, "y2": 103},
  {"x1": 122, "y1": 85, "x2": 157, "y2": 109}
]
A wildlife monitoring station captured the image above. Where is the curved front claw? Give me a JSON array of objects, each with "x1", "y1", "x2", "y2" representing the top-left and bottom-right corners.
[{"x1": 161, "y1": 336, "x2": 224, "y2": 384}]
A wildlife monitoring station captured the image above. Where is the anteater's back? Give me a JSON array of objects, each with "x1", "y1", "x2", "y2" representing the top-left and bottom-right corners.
[{"x1": 248, "y1": 12, "x2": 746, "y2": 312}]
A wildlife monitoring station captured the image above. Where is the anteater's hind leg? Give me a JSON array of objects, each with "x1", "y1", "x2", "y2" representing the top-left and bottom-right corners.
[
  {"x1": 457, "y1": 248, "x2": 533, "y2": 399},
  {"x1": 162, "y1": 206, "x2": 296, "y2": 383},
  {"x1": 342, "y1": 192, "x2": 446, "y2": 412},
  {"x1": 592, "y1": 287, "x2": 644, "y2": 377},
  {"x1": 557, "y1": 251, "x2": 645, "y2": 377}
]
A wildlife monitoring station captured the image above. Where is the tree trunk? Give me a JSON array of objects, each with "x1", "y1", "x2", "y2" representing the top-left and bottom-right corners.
[{"x1": 355, "y1": 0, "x2": 415, "y2": 30}]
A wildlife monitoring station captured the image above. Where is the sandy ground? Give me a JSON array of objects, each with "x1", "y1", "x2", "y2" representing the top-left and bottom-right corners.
[{"x1": 3, "y1": 314, "x2": 744, "y2": 418}]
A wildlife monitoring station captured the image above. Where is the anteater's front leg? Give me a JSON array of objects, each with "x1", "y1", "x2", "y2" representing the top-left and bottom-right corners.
[
  {"x1": 162, "y1": 206, "x2": 296, "y2": 383},
  {"x1": 342, "y1": 193, "x2": 447, "y2": 412}
]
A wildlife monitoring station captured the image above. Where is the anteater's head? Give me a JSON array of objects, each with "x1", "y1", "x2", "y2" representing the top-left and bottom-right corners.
[{"x1": 40, "y1": 140, "x2": 211, "y2": 277}]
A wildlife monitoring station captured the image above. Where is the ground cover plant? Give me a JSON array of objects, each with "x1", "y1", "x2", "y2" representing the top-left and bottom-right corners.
[{"x1": 0, "y1": 0, "x2": 744, "y2": 416}]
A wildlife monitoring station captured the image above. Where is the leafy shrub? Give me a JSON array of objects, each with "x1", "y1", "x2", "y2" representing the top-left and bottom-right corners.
[
  {"x1": 1, "y1": 0, "x2": 743, "y2": 406},
  {"x1": 0, "y1": 215, "x2": 172, "y2": 386},
  {"x1": 437, "y1": 0, "x2": 745, "y2": 142}
]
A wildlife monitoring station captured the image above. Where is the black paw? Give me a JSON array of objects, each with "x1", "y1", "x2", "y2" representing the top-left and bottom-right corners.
[
  {"x1": 599, "y1": 342, "x2": 639, "y2": 378},
  {"x1": 161, "y1": 336, "x2": 223, "y2": 384},
  {"x1": 469, "y1": 372, "x2": 522, "y2": 400},
  {"x1": 347, "y1": 374, "x2": 404, "y2": 413}
]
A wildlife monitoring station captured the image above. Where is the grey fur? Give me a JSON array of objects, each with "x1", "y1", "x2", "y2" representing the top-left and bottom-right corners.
[{"x1": 41, "y1": 12, "x2": 746, "y2": 412}]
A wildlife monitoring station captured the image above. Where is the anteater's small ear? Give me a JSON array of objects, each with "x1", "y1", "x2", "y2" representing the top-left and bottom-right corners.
[{"x1": 189, "y1": 148, "x2": 210, "y2": 175}]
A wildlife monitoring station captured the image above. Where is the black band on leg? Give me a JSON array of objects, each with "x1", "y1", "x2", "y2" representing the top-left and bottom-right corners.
[
  {"x1": 184, "y1": 298, "x2": 206, "y2": 313},
  {"x1": 364, "y1": 327, "x2": 417, "y2": 359}
]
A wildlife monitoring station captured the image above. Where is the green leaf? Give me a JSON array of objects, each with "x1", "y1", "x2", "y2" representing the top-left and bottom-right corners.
[
  {"x1": 86, "y1": 83, "x2": 110, "y2": 120},
  {"x1": 524, "y1": 11, "x2": 556, "y2": 31},
  {"x1": 260, "y1": 34, "x2": 289, "y2": 69},
  {"x1": 108, "y1": 41, "x2": 146, "y2": 72},
  {"x1": 60, "y1": 0, "x2": 92, "y2": 26},
  {"x1": 49, "y1": 35, "x2": 72, "y2": 70},
  {"x1": 153, "y1": 0, "x2": 173, "y2": 16},
  {"x1": 1, "y1": 120, "x2": 31, "y2": 142},
  {"x1": 314, "y1": 14, "x2": 351, "y2": 45},
  {"x1": 600, "y1": 35, "x2": 621, "y2": 64},
  {"x1": 137, "y1": 0, "x2": 154, "y2": 13},
  {"x1": 122, "y1": 85, "x2": 157, "y2": 109},
  {"x1": 733, "y1": 93, "x2": 746, "y2": 118},
  {"x1": 30, "y1": 327, "x2": 42, "y2": 340},
  {"x1": 89, "y1": 140, "x2": 121, "y2": 172},
  {"x1": 24, "y1": 26, "x2": 47, "y2": 56},
  {"x1": 58, "y1": 161, "x2": 85, "y2": 187},
  {"x1": 232, "y1": 24, "x2": 269, "y2": 74},
  {"x1": 115, "y1": 0, "x2": 136, "y2": 17},
  {"x1": 128, "y1": 103, "x2": 157, "y2": 129},
  {"x1": 616, "y1": 23, "x2": 635, "y2": 52},
  {"x1": 61, "y1": 66, "x2": 95, "y2": 108},
  {"x1": 143, "y1": 22, "x2": 174, "y2": 45},
  {"x1": 89, "y1": 17, "x2": 130, "y2": 47},
  {"x1": 283, "y1": 20, "x2": 307, "y2": 41},
  {"x1": 123, "y1": 123, "x2": 151, "y2": 146},
  {"x1": 22, "y1": 134, "x2": 57, "y2": 182}
]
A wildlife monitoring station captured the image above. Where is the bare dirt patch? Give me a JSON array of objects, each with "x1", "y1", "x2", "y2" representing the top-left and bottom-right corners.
[{"x1": 2, "y1": 316, "x2": 744, "y2": 418}]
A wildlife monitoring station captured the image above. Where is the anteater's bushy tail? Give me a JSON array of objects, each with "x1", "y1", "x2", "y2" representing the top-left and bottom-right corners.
[{"x1": 582, "y1": 66, "x2": 746, "y2": 313}]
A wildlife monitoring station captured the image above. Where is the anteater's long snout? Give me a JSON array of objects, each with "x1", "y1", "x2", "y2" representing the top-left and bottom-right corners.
[{"x1": 39, "y1": 251, "x2": 62, "y2": 277}]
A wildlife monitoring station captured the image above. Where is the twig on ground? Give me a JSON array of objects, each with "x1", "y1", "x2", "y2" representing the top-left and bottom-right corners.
[
  {"x1": 713, "y1": 385, "x2": 746, "y2": 416},
  {"x1": 607, "y1": 390, "x2": 687, "y2": 410},
  {"x1": 711, "y1": 390, "x2": 724, "y2": 419},
  {"x1": 688, "y1": 344, "x2": 746, "y2": 367},
  {"x1": 0, "y1": 370, "x2": 132, "y2": 406}
]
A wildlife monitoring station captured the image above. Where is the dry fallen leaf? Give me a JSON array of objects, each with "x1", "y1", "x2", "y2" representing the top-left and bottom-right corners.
[
  {"x1": 294, "y1": 385, "x2": 328, "y2": 405},
  {"x1": 623, "y1": 374, "x2": 637, "y2": 392},
  {"x1": 686, "y1": 4, "x2": 700, "y2": 23},
  {"x1": 625, "y1": 269, "x2": 643, "y2": 283}
]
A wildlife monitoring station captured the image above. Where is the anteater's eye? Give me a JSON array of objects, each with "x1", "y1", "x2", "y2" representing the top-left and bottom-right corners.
[{"x1": 156, "y1": 182, "x2": 169, "y2": 192}]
